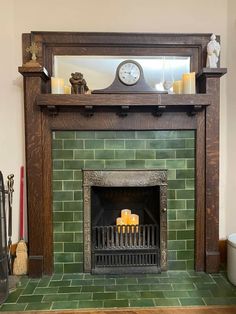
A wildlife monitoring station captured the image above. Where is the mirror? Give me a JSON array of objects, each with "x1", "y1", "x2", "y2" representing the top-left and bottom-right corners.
[{"x1": 54, "y1": 56, "x2": 190, "y2": 92}]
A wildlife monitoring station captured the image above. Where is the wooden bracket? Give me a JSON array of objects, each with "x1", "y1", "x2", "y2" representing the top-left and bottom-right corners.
[
  {"x1": 117, "y1": 105, "x2": 130, "y2": 117},
  {"x1": 187, "y1": 105, "x2": 203, "y2": 116},
  {"x1": 46, "y1": 105, "x2": 58, "y2": 116},
  {"x1": 152, "y1": 105, "x2": 166, "y2": 117},
  {"x1": 83, "y1": 105, "x2": 94, "y2": 117}
]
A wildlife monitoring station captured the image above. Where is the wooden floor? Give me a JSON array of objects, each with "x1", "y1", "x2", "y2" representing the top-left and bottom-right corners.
[{"x1": 19, "y1": 307, "x2": 236, "y2": 314}]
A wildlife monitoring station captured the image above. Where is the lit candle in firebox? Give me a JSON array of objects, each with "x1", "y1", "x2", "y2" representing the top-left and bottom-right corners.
[
  {"x1": 116, "y1": 217, "x2": 125, "y2": 233},
  {"x1": 121, "y1": 209, "x2": 131, "y2": 224},
  {"x1": 128, "y1": 214, "x2": 139, "y2": 232}
]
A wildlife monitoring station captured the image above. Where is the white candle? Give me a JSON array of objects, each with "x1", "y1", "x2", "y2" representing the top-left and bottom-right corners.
[
  {"x1": 51, "y1": 77, "x2": 65, "y2": 94},
  {"x1": 121, "y1": 209, "x2": 131, "y2": 224},
  {"x1": 64, "y1": 85, "x2": 71, "y2": 94},
  {"x1": 173, "y1": 80, "x2": 183, "y2": 94},
  {"x1": 182, "y1": 72, "x2": 196, "y2": 94}
]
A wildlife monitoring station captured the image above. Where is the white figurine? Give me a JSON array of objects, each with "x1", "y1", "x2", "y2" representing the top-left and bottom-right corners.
[{"x1": 206, "y1": 34, "x2": 221, "y2": 68}]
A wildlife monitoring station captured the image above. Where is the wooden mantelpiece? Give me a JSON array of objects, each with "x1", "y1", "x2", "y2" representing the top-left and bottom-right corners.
[{"x1": 19, "y1": 32, "x2": 226, "y2": 277}]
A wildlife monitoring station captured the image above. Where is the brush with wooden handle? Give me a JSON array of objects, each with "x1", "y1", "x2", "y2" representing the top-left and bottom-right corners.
[{"x1": 13, "y1": 166, "x2": 28, "y2": 275}]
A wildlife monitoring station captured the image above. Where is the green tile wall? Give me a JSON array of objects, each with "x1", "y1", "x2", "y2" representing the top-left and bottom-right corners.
[{"x1": 52, "y1": 130, "x2": 195, "y2": 273}]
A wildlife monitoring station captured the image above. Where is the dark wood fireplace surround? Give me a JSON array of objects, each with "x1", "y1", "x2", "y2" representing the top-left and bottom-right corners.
[{"x1": 19, "y1": 32, "x2": 226, "y2": 277}]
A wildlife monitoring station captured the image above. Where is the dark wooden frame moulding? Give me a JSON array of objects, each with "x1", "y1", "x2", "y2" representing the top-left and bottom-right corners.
[{"x1": 18, "y1": 32, "x2": 226, "y2": 277}]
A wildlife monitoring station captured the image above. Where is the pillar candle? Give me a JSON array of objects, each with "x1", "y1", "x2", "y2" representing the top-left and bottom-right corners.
[
  {"x1": 121, "y1": 209, "x2": 131, "y2": 224},
  {"x1": 182, "y1": 72, "x2": 196, "y2": 94},
  {"x1": 173, "y1": 80, "x2": 183, "y2": 94},
  {"x1": 64, "y1": 85, "x2": 71, "y2": 94},
  {"x1": 128, "y1": 214, "x2": 139, "y2": 232},
  {"x1": 116, "y1": 217, "x2": 125, "y2": 233},
  {"x1": 51, "y1": 77, "x2": 65, "y2": 94}
]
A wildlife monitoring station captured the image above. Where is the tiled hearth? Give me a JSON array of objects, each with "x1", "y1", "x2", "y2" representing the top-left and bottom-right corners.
[
  {"x1": 1, "y1": 271, "x2": 236, "y2": 311},
  {"x1": 52, "y1": 130, "x2": 195, "y2": 273}
]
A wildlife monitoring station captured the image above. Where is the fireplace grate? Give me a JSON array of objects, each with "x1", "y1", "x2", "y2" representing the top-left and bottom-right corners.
[{"x1": 92, "y1": 224, "x2": 160, "y2": 274}]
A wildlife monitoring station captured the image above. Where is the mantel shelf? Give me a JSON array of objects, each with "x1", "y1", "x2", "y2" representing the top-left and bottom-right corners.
[{"x1": 37, "y1": 93, "x2": 211, "y2": 108}]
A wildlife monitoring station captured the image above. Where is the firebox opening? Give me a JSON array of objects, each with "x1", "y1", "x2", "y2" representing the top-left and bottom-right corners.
[{"x1": 90, "y1": 186, "x2": 162, "y2": 274}]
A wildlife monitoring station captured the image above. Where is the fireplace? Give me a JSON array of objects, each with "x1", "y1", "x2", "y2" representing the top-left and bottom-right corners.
[
  {"x1": 18, "y1": 32, "x2": 226, "y2": 277},
  {"x1": 82, "y1": 169, "x2": 167, "y2": 274}
]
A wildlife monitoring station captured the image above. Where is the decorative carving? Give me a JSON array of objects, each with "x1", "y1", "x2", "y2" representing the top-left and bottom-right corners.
[
  {"x1": 24, "y1": 42, "x2": 41, "y2": 67},
  {"x1": 69, "y1": 72, "x2": 89, "y2": 94}
]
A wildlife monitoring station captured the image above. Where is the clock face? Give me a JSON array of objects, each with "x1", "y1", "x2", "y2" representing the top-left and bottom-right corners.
[{"x1": 118, "y1": 61, "x2": 141, "y2": 86}]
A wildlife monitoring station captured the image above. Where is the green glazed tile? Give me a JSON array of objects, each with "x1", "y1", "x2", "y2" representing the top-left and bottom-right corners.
[
  {"x1": 135, "y1": 150, "x2": 156, "y2": 159},
  {"x1": 167, "y1": 169, "x2": 176, "y2": 180},
  {"x1": 53, "y1": 191, "x2": 74, "y2": 201},
  {"x1": 115, "y1": 150, "x2": 135, "y2": 159},
  {"x1": 168, "y1": 220, "x2": 186, "y2": 230},
  {"x1": 49, "y1": 280, "x2": 71, "y2": 287},
  {"x1": 58, "y1": 286, "x2": 82, "y2": 293},
  {"x1": 81, "y1": 285, "x2": 105, "y2": 293},
  {"x1": 63, "y1": 180, "x2": 81, "y2": 190},
  {"x1": 186, "y1": 200, "x2": 195, "y2": 209},
  {"x1": 74, "y1": 232, "x2": 83, "y2": 243},
  {"x1": 168, "y1": 260, "x2": 187, "y2": 270},
  {"x1": 146, "y1": 140, "x2": 166, "y2": 149},
  {"x1": 125, "y1": 140, "x2": 145, "y2": 149},
  {"x1": 64, "y1": 243, "x2": 83, "y2": 252},
  {"x1": 62, "y1": 274, "x2": 84, "y2": 280},
  {"x1": 168, "y1": 190, "x2": 176, "y2": 199},
  {"x1": 177, "y1": 210, "x2": 194, "y2": 220},
  {"x1": 187, "y1": 220, "x2": 194, "y2": 229},
  {"x1": 176, "y1": 169, "x2": 194, "y2": 179},
  {"x1": 64, "y1": 140, "x2": 84, "y2": 149},
  {"x1": 105, "y1": 160, "x2": 126, "y2": 169},
  {"x1": 168, "y1": 200, "x2": 186, "y2": 210},
  {"x1": 64, "y1": 160, "x2": 84, "y2": 169},
  {"x1": 177, "y1": 230, "x2": 194, "y2": 240},
  {"x1": 140, "y1": 291, "x2": 164, "y2": 298},
  {"x1": 53, "y1": 263, "x2": 64, "y2": 273},
  {"x1": 115, "y1": 131, "x2": 136, "y2": 139},
  {"x1": 79, "y1": 300, "x2": 103, "y2": 308},
  {"x1": 105, "y1": 285, "x2": 128, "y2": 292},
  {"x1": 136, "y1": 131, "x2": 157, "y2": 139},
  {"x1": 34, "y1": 287, "x2": 59, "y2": 294},
  {"x1": 22, "y1": 282, "x2": 38, "y2": 294},
  {"x1": 168, "y1": 231, "x2": 177, "y2": 240},
  {"x1": 85, "y1": 139, "x2": 104, "y2": 149},
  {"x1": 64, "y1": 263, "x2": 83, "y2": 273},
  {"x1": 64, "y1": 201, "x2": 83, "y2": 211},
  {"x1": 53, "y1": 181, "x2": 62, "y2": 191},
  {"x1": 68, "y1": 292, "x2": 92, "y2": 300},
  {"x1": 126, "y1": 160, "x2": 145, "y2": 168},
  {"x1": 165, "y1": 139, "x2": 185, "y2": 149},
  {"x1": 54, "y1": 212, "x2": 73, "y2": 222},
  {"x1": 71, "y1": 279, "x2": 92, "y2": 286},
  {"x1": 95, "y1": 131, "x2": 117, "y2": 139},
  {"x1": 53, "y1": 170, "x2": 73, "y2": 180},
  {"x1": 54, "y1": 233, "x2": 73, "y2": 242},
  {"x1": 154, "y1": 298, "x2": 180, "y2": 306},
  {"x1": 17, "y1": 295, "x2": 44, "y2": 303},
  {"x1": 93, "y1": 292, "x2": 116, "y2": 300},
  {"x1": 186, "y1": 240, "x2": 194, "y2": 250},
  {"x1": 54, "y1": 253, "x2": 74, "y2": 263},
  {"x1": 5, "y1": 288, "x2": 23, "y2": 302},
  {"x1": 93, "y1": 279, "x2": 116, "y2": 286},
  {"x1": 129, "y1": 299, "x2": 154, "y2": 307},
  {"x1": 186, "y1": 179, "x2": 194, "y2": 189},
  {"x1": 53, "y1": 160, "x2": 64, "y2": 170},
  {"x1": 53, "y1": 149, "x2": 73, "y2": 159},
  {"x1": 163, "y1": 290, "x2": 189, "y2": 298},
  {"x1": 75, "y1": 149, "x2": 94, "y2": 159},
  {"x1": 55, "y1": 131, "x2": 76, "y2": 139},
  {"x1": 116, "y1": 278, "x2": 137, "y2": 285},
  {"x1": 168, "y1": 210, "x2": 177, "y2": 220},
  {"x1": 52, "y1": 139, "x2": 63, "y2": 149},
  {"x1": 176, "y1": 189, "x2": 194, "y2": 200},
  {"x1": 84, "y1": 160, "x2": 105, "y2": 169},
  {"x1": 52, "y1": 301, "x2": 78, "y2": 309},
  {"x1": 188, "y1": 289, "x2": 213, "y2": 297},
  {"x1": 0, "y1": 303, "x2": 27, "y2": 311},
  {"x1": 104, "y1": 299, "x2": 129, "y2": 308},
  {"x1": 25, "y1": 302, "x2": 52, "y2": 310},
  {"x1": 76, "y1": 131, "x2": 95, "y2": 139},
  {"x1": 179, "y1": 297, "x2": 205, "y2": 306},
  {"x1": 177, "y1": 250, "x2": 194, "y2": 260},
  {"x1": 156, "y1": 150, "x2": 176, "y2": 159},
  {"x1": 168, "y1": 240, "x2": 186, "y2": 250},
  {"x1": 172, "y1": 283, "x2": 196, "y2": 291},
  {"x1": 166, "y1": 160, "x2": 186, "y2": 169},
  {"x1": 128, "y1": 284, "x2": 150, "y2": 291},
  {"x1": 105, "y1": 140, "x2": 125, "y2": 149},
  {"x1": 168, "y1": 180, "x2": 185, "y2": 189},
  {"x1": 64, "y1": 222, "x2": 82, "y2": 232},
  {"x1": 187, "y1": 159, "x2": 195, "y2": 168},
  {"x1": 117, "y1": 291, "x2": 141, "y2": 299},
  {"x1": 74, "y1": 253, "x2": 84, "y2": 262},
  {"x1": 176, "y1": 149, "x2": 194, "y2": 158},
  {"x1": 53, "y1": 202, "x2": 63, "y2": 211},
  {"x1": 95, "y1": 150, "x2": 114, "y2": 159},
  {"x1": 145, "y1": 160, "x2": 166, "y2": 168},
  {"x1": 37, "y1": 277, "x2": 51, "y2": 287}
]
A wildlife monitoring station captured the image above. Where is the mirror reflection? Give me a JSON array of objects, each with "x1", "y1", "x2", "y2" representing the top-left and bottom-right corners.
[{"x1": 54, "y1": 56, "x2": 190, "y2": 92}]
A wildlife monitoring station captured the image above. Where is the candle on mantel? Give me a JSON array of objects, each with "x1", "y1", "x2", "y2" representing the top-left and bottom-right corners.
[
  {"x1": 64, "y1": 85, "x2": 71, "y2": 94},
  {"x1": 173, "y1": 80, "x2": 183, "y2": 94},
  {"x1": 182, "y1": 72, "x2": 196, "y2": 94},
  {"x1": 121, "y1": 209, "x2": 131, "y2": 224},
  {"x1": 128, "y1": 214, "x2": 139, "y2": 232},
  {"x1": 116, "y1": 217, "x2": 125, "y2": 233},
  {"x1": 51, "y1": 77, "x2": 65, "y2": 94}
]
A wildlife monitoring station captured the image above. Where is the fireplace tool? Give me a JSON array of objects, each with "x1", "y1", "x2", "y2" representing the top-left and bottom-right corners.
[
  {"x1": 0, "y1": 171, "x2": 10, "y2": 303},
  {"x1": 7, "y1": 174, "x2": 14, "y2": 275}
]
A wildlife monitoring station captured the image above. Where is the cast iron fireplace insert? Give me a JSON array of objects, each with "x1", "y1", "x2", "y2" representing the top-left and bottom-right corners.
[{"x1": 83, "y1": 169, "x2": 168, "y2": 274}]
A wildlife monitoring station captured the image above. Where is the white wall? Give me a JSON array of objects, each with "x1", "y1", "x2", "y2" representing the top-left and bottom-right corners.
[
  {"x1": 226, "y1": 0, "x2": 236, "y2": 237},
  {"x1": 0, "y1": 0, "x2": 230, "y2": 242}
]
